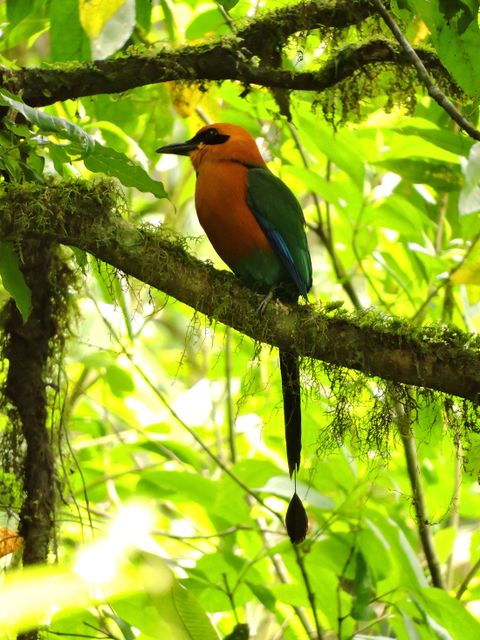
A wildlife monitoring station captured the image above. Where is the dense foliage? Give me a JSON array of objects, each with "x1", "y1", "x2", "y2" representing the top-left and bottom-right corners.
[{"x1": 1, "y1": 1, "x2": 480, "y2": 639}]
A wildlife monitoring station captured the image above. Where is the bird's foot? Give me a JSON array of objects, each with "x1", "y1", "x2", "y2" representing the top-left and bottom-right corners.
[{"x1": 256, "y1": 288, "x2": 274, "y2": 315}]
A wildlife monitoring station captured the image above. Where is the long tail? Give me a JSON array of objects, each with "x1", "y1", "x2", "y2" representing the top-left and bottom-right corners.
[{"x1": 279, "y1": 350, "x2": 301, "y2": 477}]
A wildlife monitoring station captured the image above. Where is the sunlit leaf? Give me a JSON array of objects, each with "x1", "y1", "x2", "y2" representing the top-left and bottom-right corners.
[
  {"x1": 185, "y1": 9, "x2": 228, "y2": 40},
  {"x1": 407, "y1": 0, "x2": 480, "y2": 98},
  {"x1": 415, "y1": 587, "x2": 480, "y2": 639},
  {"x1": 459, "y1": 142, "x2": 480, "y2": 215},
  {"x1": 374, "y1": 157, "x2": 463, "y2": 191},
  {"x1": 81, "y1": 0, "x2": 136, "y2": 59},
  {"x1": 0, "y1": 240, "x2": 32, "y2": 322},
  {"x1": 7, "y1": 0, "x2": 34, "y2": 28},
  {"x1": 50, "y1": 0, "x2": 91, "y2": 61},
  {"x1": 79, "y1": 0, "x2": 126, "y2": 39},
  {"x1": 84, "y1": 143, "x2": 167, "y2": 198}
]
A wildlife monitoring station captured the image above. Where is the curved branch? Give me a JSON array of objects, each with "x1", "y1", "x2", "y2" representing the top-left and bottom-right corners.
[
  {"x1": 1, "y1": 3, "x2": 455, "y2": 108},
  {"x1": 1, "y1": 180, "x2": 480, "y2": 402}
]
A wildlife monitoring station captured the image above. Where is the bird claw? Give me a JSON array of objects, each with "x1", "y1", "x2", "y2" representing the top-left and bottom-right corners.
[{"x1": 256, "y1": 288, "x2": 274, "y2": 314}]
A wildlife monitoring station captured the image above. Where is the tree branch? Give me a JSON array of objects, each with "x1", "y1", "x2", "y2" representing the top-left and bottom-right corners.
[
  {"x1": 1, "y1": 180, "x2": 480, "y2": 402},
  {"x1": 1, "y1": 4, "x2": 455, "y2": 108}
]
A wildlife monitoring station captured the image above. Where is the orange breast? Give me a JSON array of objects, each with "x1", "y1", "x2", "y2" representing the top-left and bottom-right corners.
[{"x1": 194, "y1": 160, "x2": 271, "y2": 268}]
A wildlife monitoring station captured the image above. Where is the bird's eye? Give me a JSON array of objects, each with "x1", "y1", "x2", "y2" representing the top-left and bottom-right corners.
[{"x1": 198, "y1": 128, "x2": 230, "y2": 145}]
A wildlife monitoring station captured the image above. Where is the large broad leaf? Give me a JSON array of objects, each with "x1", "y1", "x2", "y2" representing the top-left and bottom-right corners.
[
  {"x1": 7, "y1": 0, "x2": 35, "y2": 28},
  {"x1": 414, "y1": 587, "x2": 480, "y2": 640},
  {"x1": 459, "y1": 142, "x2": 480, "y2": 215},
  {"x1": 0, "y1": 240, "x2": 32, "y2": 322},
  {"x1": 374, "y1": 157, "x2": 463, "y2": 191},
  {"x1": 407, "y1": 0, "x2": 480, "y2": 98},
  {"x1": 85, "y1": 143, "x2": 166, "y2": 198},
  {"x1": 394, "y1": 124, "x2": 474, "y2": 157},
  {"x1": 0, "y1": 89, "x2": 94, "y2": 152},
  {"x1": 0, "y1": 90, "x2": 166, "y2": 198},
  {"x1": 50, "y1": 0, "x2": 91, "y2": 62},
  {"x1": 79, "y1": 0, "x2": 126, "y2": 39},
  {"x1": 170, "y1": 582, "x2": 218, "y2": 640},
  {"x1": 299, "y1": 116, "x2": 365, "y2": 190},
  {"x1": 80, "y1": 0, "x2": 136, "y2": 59}
]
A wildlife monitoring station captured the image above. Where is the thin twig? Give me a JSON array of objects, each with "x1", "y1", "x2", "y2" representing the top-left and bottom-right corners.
[
  {"x1": 446, "y1": 438, "x2": 463, "y2": 589},
  {"x1": 225, "y1": 327, "x2": 237, "y2": 463},
  {"x1": 456, "y1": 555, "x2": 480, "y2": 599},
  {"x1": 292, "y1": 544, "x2": 324, "y2": 639},
  {"x1": 411, "y1": 227, "x2": 480, "y2": 322},
  {"x1": 373, "y1": 0, "x2": 480, "y2": 141},
  {"x1": 397, "y1": 400, "x2": 445, "y2": 589}
]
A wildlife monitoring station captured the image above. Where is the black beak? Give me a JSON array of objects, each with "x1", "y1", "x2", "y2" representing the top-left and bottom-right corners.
[{"x1": 156, "y1": 139, "x2": 198, "y2": 156}]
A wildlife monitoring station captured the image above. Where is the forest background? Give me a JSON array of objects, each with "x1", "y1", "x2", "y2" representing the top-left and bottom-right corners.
[{"x1": 1, "y1": 1, "x2": 480, "y2": 639}]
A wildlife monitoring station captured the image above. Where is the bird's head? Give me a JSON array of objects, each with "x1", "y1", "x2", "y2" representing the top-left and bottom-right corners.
[{"x1": 156, "y1": 123, "x2": 265, "y2": 171}]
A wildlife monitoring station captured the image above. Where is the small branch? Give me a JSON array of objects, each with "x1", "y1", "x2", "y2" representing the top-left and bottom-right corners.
[
  {"x1": 225, "y1": 328, "x2": 237, "y2": 464},
  {"x1": 3, "y1": 0, "x2": 377, "y2": 105},
  {"x1": 373, "y1": 0, "x2": 480, "y2": 141},
  {"x1": 292, "y1": 545, "x2": 324, "y2": 639},
  {"x1": 2, "y1": 35, "x2": 455, "y2": 107},
  {"x1": 397, "y1": 401, "x2": 445, "y2": 589},
  {"x1": 446, "y1": 438, "x2": 462, "y2": 589},
  {"x1": 456, "y1": 556, "x2": 480, "y2": 599}
]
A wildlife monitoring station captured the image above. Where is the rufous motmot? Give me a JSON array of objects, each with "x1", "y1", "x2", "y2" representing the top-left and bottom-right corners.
[{"x1": 157, "y1": 123, "x2": 312, "y2": 543}]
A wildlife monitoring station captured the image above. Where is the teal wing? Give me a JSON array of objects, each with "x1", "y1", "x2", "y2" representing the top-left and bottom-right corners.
[{"x1": 246, "y1": 166, "x2": 312, "y2": 298}]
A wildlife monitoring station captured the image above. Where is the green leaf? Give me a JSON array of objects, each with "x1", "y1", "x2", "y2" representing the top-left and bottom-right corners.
[
  {"x1": 80, "y1": 0, "x2": 136, "y2": 59},
  {"x1": 0, "y1": 240, "x2": 32, "y2": 322},
  {"x1": 460, "y1": 142, "x2": 480, "y2": 215},
  {"x1": 171, "y1": 582, "x2": 218, "y2": 640},
  {"x1": 50, "y1": 0, "x2": 91, "y2": 62},
  {"x1": 245, "y1": 581, "x2": 276, "y2": 613},
  {"x1": 7, "y1": 0, "x2": 34, "y2": 28},
  {"x1": 417, "y1": 587, "x2": 480, "y2": 640},
  {"x1": 0, "y1": 90, "x2": 167, "y2": 197},
  {"x1": 298, "y1": 115, "x2": 365, "y2": 190},
  {"x1": 159, "y1": 0, "x2": 176, "y2": 41},
  {"x1": 394, "y1": 124, "x2": 474, "y2": 157},
  {"x1": 351, "y1": 552, "x2": 376, "y2": 621},
  {"x1": 0, "y1": 89, "x2": 94, "y2": 153},
  {"x1": 103, "y1": 612, "x2": 136, "y2": 640},
  {"x1": 136, "y1": 0, "x2": 152, "y2": 31},
  {"x1": 374, "y1": 157, "x2": 463, "y2": 191},
  {"x1": 185, "y1": 9, "x2": 228, "y2": 40},
  {"x1": 217, "y1": 0, "x2": 239, "y2": 10},
  {"x1": 407, "y1": 0, "x2": 480, "y2": 98},
  {"x1": 105, "y1": 364, "x2": 135, "y2": 397},
  {"x1": 85, "y1": 143, "x2": 167, "y2": 198},
  {"x1": 305, "y1": 566, "x2": 340, "y2": 628},
  {"x1": 79, "y1": 0, "x2": 126, "y2": 39}
]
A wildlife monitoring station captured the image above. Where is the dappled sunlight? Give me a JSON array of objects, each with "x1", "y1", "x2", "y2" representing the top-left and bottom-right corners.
[{"x1": 0, "y1": 504, "x2": 171, "y2": 637}]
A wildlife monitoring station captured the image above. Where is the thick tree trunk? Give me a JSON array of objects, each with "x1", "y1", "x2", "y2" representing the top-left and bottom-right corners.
[{"x1": 3, "y1": 240, "x2": 57, "y2": 640}]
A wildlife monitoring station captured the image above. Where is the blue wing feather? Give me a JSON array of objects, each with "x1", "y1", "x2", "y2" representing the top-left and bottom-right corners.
[
  {"x1": 254, "y1": 213, "x2": 309, "y2": 298},
  {"x1": 246, "y1": 165, "x2": 312, "y2": 299}
]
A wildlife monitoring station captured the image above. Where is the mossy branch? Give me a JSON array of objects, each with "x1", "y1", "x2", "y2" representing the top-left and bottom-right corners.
[
  {"x1": 1, "y1": 5, "x2": 456, "y2": 108},
  {"x1": 1, "y1": 180, "x2": 480, "y2": 402}
]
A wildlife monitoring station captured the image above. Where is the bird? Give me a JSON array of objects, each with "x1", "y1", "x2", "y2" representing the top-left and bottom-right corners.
[{"x1": 157, "y1": 123, "x2": 312, "y2": 543}]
